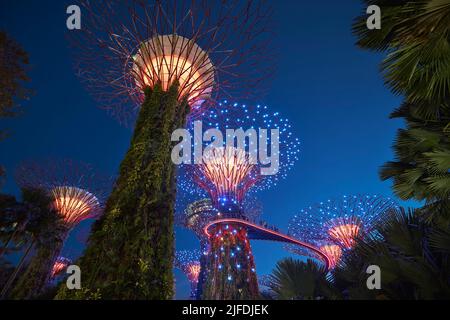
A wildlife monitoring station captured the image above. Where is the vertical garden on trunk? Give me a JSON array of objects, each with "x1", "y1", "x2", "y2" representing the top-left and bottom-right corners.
[{"x1": 57, "y1": 83, "x2": 189, "y2": 299}]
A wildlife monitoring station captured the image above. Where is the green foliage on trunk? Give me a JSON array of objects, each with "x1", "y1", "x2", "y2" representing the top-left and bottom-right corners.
[{"x1": 56, "y1": 83, "x2": 189, "y2": 299}]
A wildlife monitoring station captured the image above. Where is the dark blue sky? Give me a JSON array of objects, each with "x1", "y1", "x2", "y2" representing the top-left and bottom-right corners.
[{"x1": 0, "y1": 1, "x2": 415, "y2": 299}]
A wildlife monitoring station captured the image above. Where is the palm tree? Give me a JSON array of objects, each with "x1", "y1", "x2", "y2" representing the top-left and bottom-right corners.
[
  {"x1": 0, "y1": 31, "x2": 31, "y2": 141},
  {"x1": 267, "y1": 258, "x2": 339, "y2": 300},
  {"x1": 0, "y1": 188, "x2": 58, "y2": 299},
  {"x1": 333, "y1": 208, "x2": 450, "y2": 299},
  {"x1": 379, "y1": 102, "x2": 450, "y2": 222},
  {"x1": 0, "y1": 194, "x2": 30, "y2": 259},
  {"x1": 353, "y1": 0, "x2": 450, "y2": 220},
  {"x1": 353, "y1": 0, "x2": 450, "y2": 109}
]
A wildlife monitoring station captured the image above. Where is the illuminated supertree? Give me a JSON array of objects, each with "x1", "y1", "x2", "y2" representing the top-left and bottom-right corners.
[
  {"x1": 9, "y1": 159, "x2": 110, "y2": 299},
  {"x1": 175, "y1": 199, "x2": 216, "y2": 299},
  {"x1": 72, "y1": 0, "x2": 273, "y2": 124},
  {"x1": 174, "y1": 250, "x2": 202, "y2": 299},
  {"x1": 51, "y1": 257, "x2": 72, "y2": 279},
  {"x1": 175, "y1": 196, "x2": 263, "y2": 299},
  {"x1": 178, "y1": 100, "x2": 301, "y2": 205},
  {"x1": 177, "y1": 101, "x2": 300, "y2": 299},
  {"x1": 62, "y1": 0, "x2": 273, "y2": 300},
  {"x1": 317, "y1": 243, "x2": 343, "y2": 269},
  {"x1": 286, "y1": 194, "x2": 399, "y2": 269},
  {"x1": 193, "y1": 147, "x2": 259, "y2": 214}
]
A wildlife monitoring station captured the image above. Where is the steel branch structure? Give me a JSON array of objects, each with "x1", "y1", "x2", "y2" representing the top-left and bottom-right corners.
[
  {"x1": 174, "y1": 250, "x2": 202, "y2": 299},
  {"x1": 15, "y1": 159, "x2": 110, "y2": 231},
  {"x1": 10, "y1": 159, "x2": 111, "y2": 299},
  {"x1": 51, "y1": 257, "x2": 72, "y2": 279},
  {"x1": 61, "y1": 0, "x2": 273, "y2": 300},
  {"x1": 178, "y1": 100, "x2": 301, "y2": 209},
  {"x1": 70, "y1": 0, "x2": 274, "y2": 125},
  {"x1": 286, "y1": 194, "x2": 399, "y2": 269}
]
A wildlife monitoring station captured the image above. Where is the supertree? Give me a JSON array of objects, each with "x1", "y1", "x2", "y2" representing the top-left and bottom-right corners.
[
  {"x1": 175, "y1": 196, "x2": 262, "y2": 299},
  {"x1": 178, "y1": 100, "x2": 301, "y2": 202},
  {"x1": 62, "y1": 0, "x2": 273, "y2": 300},
  {"x1": 286, "y1": 194, "x2": 399, "y2": 269},
  {"x1": 178, "y1": 101, "x2": 300, "y2": 299},
  {"x1": 174, "y1": 250, "x2": 202, "y2": 299},
  {"x1": 8, "y1": 159, "x2": 110, "y2": 299}
]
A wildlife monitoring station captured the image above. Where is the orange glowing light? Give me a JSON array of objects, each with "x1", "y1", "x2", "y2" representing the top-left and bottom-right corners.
[
  {"x1": 199, "y1": 147, "x2": 256, "y2": 201},
  {"x1": 51, "y1": 186, "x2": 100, "y2": 228},
  {"x1": 51, "y1": 258, "x2": 70, "y2": 278},
  {"x1": 187, "y1": 263, "x2": 201, "y2": 283},
  {"x1": 328, "y1": 223, "x2": 361, "y2": 249},
  {"x1": 320, "y1": 245, "x2": 342, "y2": 269},
  {"x1": 132, "y1": 34, "x2": 214, "y2": 108}
]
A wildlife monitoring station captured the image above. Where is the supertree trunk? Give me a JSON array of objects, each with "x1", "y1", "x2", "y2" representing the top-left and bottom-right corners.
[
  {"x1": 202, "y1": 223, "x2": 259, "y2": 300},
  {"x1": 57, "y1": 83, "x2": 189, "y2": 299},
  {"x1": 9, "y1": 228, "x2": 68, "y2": 299}
]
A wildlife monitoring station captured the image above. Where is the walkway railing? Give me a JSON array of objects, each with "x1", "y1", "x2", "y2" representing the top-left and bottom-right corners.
[{"x1": 203, "y1": 218, "x2": 331, "y2": 271}]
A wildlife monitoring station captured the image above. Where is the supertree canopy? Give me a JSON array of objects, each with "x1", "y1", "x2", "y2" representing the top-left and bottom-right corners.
[
  {"x1": 174, "y1": 250, "x2": 202, "y2": 299},
  {"x1": 317, "y1": 243, "x2": 342, "y2": 269},
  {"x1": 51, "y1": 257, "x2": 72, "y2": 279},
  {"x1": 50, "y1": 187, "x2": 101, "y2": 229},
  {"x1": 15, "y1": 159, "x2": 108, "y2": 231},
  {"x1": 58, "y1": 0, "x2": 272, "y2": 300},
  {"x1": 193, "y1": 146, "x2": 259, "y2": 213},
  {"x1": 10, "y1": 159, "x2": 110, "y2": 299},
  {"x1": 177, "y1": 199, "x2": 220, "y2": 243},
  {"x1": 175, "y1": 101, "x2": 300, "y2": 300},
  {"x1": 287, "y1": 194, "x2": 399, "y2": 269},
  {"x1": 178, "y1": 100, "x2": 301, "y2": 212},
  {"x1": 131, "y1": 34, "x2": 214, "y2": 109},
  {"x1": 71, "y1": 0, "x2": 273, "y2": 124}
]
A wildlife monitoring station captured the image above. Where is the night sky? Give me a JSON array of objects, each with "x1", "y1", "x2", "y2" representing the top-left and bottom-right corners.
[{"x1": 0, "y1": 0, "x2": 416, "y2": 299}]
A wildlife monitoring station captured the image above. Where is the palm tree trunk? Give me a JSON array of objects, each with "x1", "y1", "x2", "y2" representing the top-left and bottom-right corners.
[
  {"x1": 0, "y1": 240, "x2": 34, "y2": 299},
  {"x1": 0, "y1": 229, "x2": 18, "y2": 259},
  {"x1": 0, "y1": 218, "x2": 28, "y2": 259}
]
